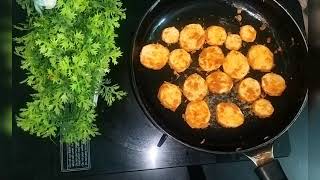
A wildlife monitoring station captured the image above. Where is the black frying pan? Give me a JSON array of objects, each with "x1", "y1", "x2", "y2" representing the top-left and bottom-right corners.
[{"x1": 130, "y1": 0, "x2": 308, "y2": 179}]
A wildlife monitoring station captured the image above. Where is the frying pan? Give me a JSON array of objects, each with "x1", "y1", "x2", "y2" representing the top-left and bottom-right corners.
[{"x1": 130, "y1": 0, "x2": 308, "y2": 179}]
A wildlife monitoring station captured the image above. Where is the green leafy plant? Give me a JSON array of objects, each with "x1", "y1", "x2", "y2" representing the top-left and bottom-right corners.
[{"x1": 14, "y1": 0, "x2": 127, "y2": 143}]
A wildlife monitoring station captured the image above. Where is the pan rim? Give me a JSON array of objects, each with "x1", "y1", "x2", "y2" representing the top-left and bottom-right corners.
[{"x1": 129, "y1": 0, "x2": 308, "y2": 154}]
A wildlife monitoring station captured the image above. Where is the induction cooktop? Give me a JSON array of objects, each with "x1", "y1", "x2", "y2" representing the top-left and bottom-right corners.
[{"x1": 54, "y1": 0, "x2": 306, "y2": 177}]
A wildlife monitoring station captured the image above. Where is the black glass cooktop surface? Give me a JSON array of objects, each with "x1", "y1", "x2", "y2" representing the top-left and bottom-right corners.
[{"x1": 54, "y1": 0, "x2": 306, "y2": 176}]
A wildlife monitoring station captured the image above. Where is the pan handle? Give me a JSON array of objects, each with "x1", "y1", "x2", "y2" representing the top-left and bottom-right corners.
[
  {"x1": 245, "y1": 144, "x2": 288, "y2": 180},
  {"x1": 255, "y1": 159, "x2": 287, "y2": 180}
]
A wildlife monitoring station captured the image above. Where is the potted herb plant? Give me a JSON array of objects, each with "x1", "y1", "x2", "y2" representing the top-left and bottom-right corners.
[{"x1": 14, "y1": 0, "x2": 127, "y2": 143}]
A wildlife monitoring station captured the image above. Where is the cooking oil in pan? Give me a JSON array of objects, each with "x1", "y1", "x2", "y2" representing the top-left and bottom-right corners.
[{"x1": 206, "y1": 85, "x2": 253, "y2": 128}]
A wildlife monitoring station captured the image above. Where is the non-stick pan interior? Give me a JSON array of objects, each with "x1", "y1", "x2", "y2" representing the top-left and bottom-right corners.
[{"x1": 131, "y1": 0, "x2": 307, "y2": 153}]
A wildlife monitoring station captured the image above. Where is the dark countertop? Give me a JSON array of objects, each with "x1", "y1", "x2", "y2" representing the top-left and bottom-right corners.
[
  {"x1": 309, "y1": 96, "x2": 320, "y2": 180},
  {"x1": 13, "y1": 0, "x2": 314, "y2": 180}
]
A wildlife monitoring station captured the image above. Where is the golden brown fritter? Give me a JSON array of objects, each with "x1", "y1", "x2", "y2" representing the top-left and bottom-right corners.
[
  {"x1": 240, "y1": 25, "x2": 257, "y2": 42},
  {"x1": 225, "y1": 34, "x2": 242, "y2": 50},
  {"x1": 179, "y1": 24, "x2": 206, "y2": 52},
  {"x1": 247, "y1": 44, "x2": 274, "y2": 72},
  {"x1": 140, "y1": 43, "x2": 169, "y2": 70},
  {"x1": 198, "y1": 46, "x2": 225, "y2": 72},
  {"x1": 238, "y1": 77, "x2": 261, "y2": 103},
  {"x1": 252, "y1": 98, "x2": 274, "y2": 118},
  {"x1": 261, "y1": 73, "x2": 286, "y2": 96},
  {"x1": 168, "y1": 49, "x2": 192, "y2": 73},
  {"x1": 183, "y1": 73, "x2": 208, "y2": 101},
  {"x1": 222, "y1": 50, "x2": 249, "y2": 80},
  {"x1": 158, "y1": 82, "x2": 182, "y2": 111},
  {"x1": 184, "y1": 100, "x2": 211, "y2": 129},
  {"x1": 216, "y1": 102, "x2": 244, "y2": 128},
  {"x1": 162, "y1": 27, "x2": 180, "y2": 44},
  {"x1": 206, "y1": 26, "x2": 227, "y2": 46},
  {"x1": 206, "y1": 71, "x2": 233, "y2": 94}
]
